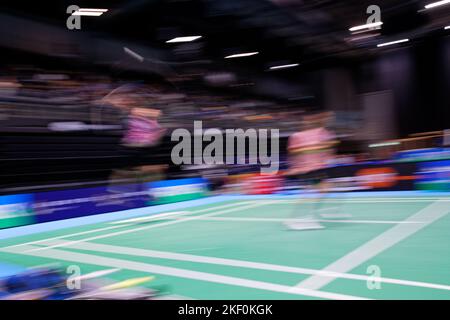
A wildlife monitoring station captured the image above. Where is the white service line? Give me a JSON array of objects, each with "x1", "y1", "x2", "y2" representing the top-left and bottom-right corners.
[
  {"x1": 2, "y1": 244, "x2": 367, "y2": 300},
  {"x1": 22, "y1": 201, "x2": 274, "y2": 253},
  {"x1": 294, "y1": 200, "x2": 450, "y2": 291},
  {"x1": 109, "y1": 211, "x2": 191, "y2": 224},
  {"x1": 28, "y1": 240, "x2": 450, "y2": 292},
  {"x1": 139, "y1": 216, "x2": 424, "y2": 225},
  {"x1": 192, "y1": 201, "x2": 253, "y2": 213}
]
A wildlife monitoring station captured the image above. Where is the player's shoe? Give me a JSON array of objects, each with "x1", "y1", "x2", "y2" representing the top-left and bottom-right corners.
[
  {"x1": 284, "y1": 215, "x2": 325, "y2": 230},
  {"x1": 319, "y1": 213, "x2": 352, "y2": 219}
]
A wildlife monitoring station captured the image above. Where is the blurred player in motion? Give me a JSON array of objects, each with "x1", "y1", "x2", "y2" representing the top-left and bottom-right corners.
[
  {"x1": 101, "y1": 84, "x2": 168, "y2": 194},
  {"x1": 121, "y1": 107, "x2": 165, "y2": 148},
  {"x1": 285, "y1": 111, "x2": 339, "y2": 230},
  {"x1": 101, "y1": 84, "x2": 166, "y2": 162}
]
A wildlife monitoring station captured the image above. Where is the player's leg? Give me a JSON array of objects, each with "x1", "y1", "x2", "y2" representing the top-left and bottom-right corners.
[
  {"x1": 311, "y1": 172, "x2": 331, "y2": 216},
  {"x1": 284, "y1": 172, "x2": 325, "y2": 230},
  {"x1": 314, "y1": 174, "x2": 351, "y2": 220}
]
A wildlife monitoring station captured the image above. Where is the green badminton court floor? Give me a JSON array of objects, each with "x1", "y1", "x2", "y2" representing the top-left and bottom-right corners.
[{"x1": 1, "y1": 195, "x2": 450, "y2": 300}]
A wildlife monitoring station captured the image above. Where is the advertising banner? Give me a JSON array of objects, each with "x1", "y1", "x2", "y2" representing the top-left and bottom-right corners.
[
  {"x1": 147, "y1": 178, "x2": 208, "y2": 205},
  {"x1": 415, "y1": 160, "x2": 450, "y2": 191},
  {"x1": 269, "y1": 162, "x2": 418, "y2": 193},
  {"x1": 33, "y1": 184, "x2": 148, "y2": 223},
  {"x1": 321, "y1": 162, "x2": 417, "y2": 192},
  {"x1": 243, "y1": 174, "x2": 282, "y2": 195},
  {"x1": 393, "y1": 148, "x2": 450, "y2": 163}
]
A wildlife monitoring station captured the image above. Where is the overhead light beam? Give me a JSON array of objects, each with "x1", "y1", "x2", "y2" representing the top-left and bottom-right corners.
[
  {"x1": 224, "y1": 52, "x2": 259, "y2": 59},
  {"x1": 425, "y1": 0, "x2": 450, "y2": 9},
  {"x1": 166, "y1": 36, "x2": 202, "y2": 43},
  {"x1": 377, "y1": 39, "x2": 409, "y2": 47},
  {"x1": 72, "y1": 8, "x2": 108, "y2": 16},
  {"x1": 349, "y1": 21, "x2": 383, "y2": 32},
  {"x1": 269, "y1": 63, "x2": 299, "y2": 70}
]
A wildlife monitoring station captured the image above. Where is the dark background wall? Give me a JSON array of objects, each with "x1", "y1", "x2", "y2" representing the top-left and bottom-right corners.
[{"x1": 354, "y1": 35, "x2": 450, "y2": 137}]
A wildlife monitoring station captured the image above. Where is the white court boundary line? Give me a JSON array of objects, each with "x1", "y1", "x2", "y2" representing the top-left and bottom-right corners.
[
  {"x1": 294, "y1": 200, "x2": 450, "y2": 291},
  {"x1": 1, "y1": 244, "x2": 367, "y2": 300},
  {"x1": 27, "y1": 239, "x2": 450, "y2": 292}
]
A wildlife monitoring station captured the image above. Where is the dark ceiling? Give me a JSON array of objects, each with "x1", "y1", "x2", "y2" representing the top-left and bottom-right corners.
[{"x1": 1, "y1": 0, "x2": 450, "y2": 100}]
